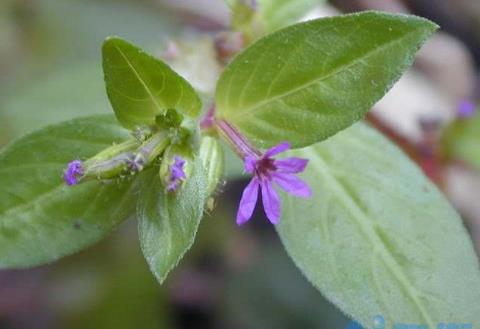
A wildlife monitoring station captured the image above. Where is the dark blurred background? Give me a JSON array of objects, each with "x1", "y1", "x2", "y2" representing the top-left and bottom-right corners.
[{"x1": 1, "y1": 0, "x2": 480, "y2": 328}]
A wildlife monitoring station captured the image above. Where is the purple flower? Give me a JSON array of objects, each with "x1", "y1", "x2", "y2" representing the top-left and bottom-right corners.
[
  {"x1": 63, "y1": 160, "x2": 84, "y2": 186},
  {"x1": 236, "y1": 142, "x2": 311, "y2": 225},
  {"x1": 167, "y1": 156, "x2": 186, "y2": 192},
  {"x1": 458, "y1": 100, "x2": 476, "y2": 119}
]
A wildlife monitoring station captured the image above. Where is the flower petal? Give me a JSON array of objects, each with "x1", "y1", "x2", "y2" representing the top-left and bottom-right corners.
[
  {"x1": 236, "y1": 178, "x2": 260, "y2": 225},
  {"x1": 274, "y1": 157, "x2": 308, "y2": 173},
  {"x1": 244, "y1": 155, "x2": 257, "y2": 173},
  {"x1": 171, "y1": 156, "x2": 186, "y2": 179},
  {"x1": 260, "y1": 179, "x2": 281, "y2": 224},
  {"x1": 64, "y1": 160, "x2": 84, "y2": 186},
  {"x1": 264, "y1": 142, "x2": 290, "y2": 158},
  {"x1": 272, "y1": 172, "x2": 312, "y2": 198},
  {"x1": 167, "y1": 180, "x2": 180, "y2": 192}
]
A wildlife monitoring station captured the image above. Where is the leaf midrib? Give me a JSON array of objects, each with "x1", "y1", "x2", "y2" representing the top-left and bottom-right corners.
[
  {"x1": 222, "y1": 25, "x2": 426, "y2": 121},
  {"x1": 113, "y1": 44, "x2": 164, "y2": 112},
  {"x1": 306, "y1": 149, "x2": 435, "y2": 326}
]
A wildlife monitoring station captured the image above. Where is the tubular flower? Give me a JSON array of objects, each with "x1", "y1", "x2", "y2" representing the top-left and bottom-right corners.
[
  {"x1": 167, "y1": 156, "x2": 186, "y2": 192},
  {"x1": 236, "y1": 142, "x2": 311, "y2": 225}
]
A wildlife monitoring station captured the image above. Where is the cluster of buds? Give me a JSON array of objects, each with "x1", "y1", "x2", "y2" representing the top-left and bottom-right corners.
[{"x1": 64, "y1": 110, "x2": 191, "y2": 192}]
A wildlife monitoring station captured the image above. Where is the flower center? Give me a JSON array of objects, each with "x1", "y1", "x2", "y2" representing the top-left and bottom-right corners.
[{"x1": 256, "y1": 157, "x2": 276, "y2": 178}]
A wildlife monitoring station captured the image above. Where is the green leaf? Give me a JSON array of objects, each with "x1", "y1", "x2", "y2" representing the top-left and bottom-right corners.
[
  {"x1": 227, "y1": 0, "x2": 320, "y2": 40},
  {"x1": 215, "y1": 11, "x2": 438, "y2": 149},
  {"x1": 137, "y1": 158, "x2": 208, "y2": 283},
  {"x1": 257, "y1": 0, "x2": 320, "y2": 33},
  {"x1": 0, "y1": 115, "x2": 139, "y2": 268},
  {"x1": 442, "y1": 114, "x2": 480, "y2": 171},
  {"x1": 102, "y1": 37, "x2": 202, "y2": 129},
  {"x1": 277, "y1": 123, "x2": 480, "y2": 325}
]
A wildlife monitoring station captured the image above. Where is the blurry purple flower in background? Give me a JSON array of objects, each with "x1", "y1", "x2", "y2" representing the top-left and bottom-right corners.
[
  {"x1": 167, "y1": 156, "x2": 186, "y2": 192},
  {"x1": 457, "y1": 100, "x2": 477, "y2": 119},
  {"x1": 237, "y1": 142, "x2": 312, "y2": 225},
  {"x1": 63, "y1": 160, "x2": 84, "y2": 186}
]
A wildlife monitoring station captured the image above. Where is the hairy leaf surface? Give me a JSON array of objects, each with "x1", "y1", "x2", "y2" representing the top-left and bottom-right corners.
[
  {"x1": 277, "y1": 123, "x2": 480, "y2": 326},
  {"x1": 216, "y1": 11, "x2": 438, "y2": 148},
  {"x1": 0, "y1": 115, "x2": 138, "y2": 268},
  {"x1": 137, "y1": 158, "x2": 208, "y2": 283}
]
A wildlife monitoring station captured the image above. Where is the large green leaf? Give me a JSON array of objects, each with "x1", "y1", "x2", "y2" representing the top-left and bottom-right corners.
[
  {"x1": 0, "y1": 115, "x2": 139, "y2": 268},
  {"x1": 216, "y1": 11, "x2": 438, "y2": 149},
  {"x1": 137, "y1": 158, "x2": 208, "y2": 283},
  {"x1": 102, "y1": 37, "x2": 202, "y2": 129},
  {"x1": 443, "y1": 114, "x2": 480, "y2": 171},
  {"x1": 277, "y1": 123, "x2": 480, "y2": 326}
]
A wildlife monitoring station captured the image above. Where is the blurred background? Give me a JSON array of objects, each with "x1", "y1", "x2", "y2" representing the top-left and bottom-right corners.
[{"x1": 1, "y1": 0, "x2": 480, "y2": 328}]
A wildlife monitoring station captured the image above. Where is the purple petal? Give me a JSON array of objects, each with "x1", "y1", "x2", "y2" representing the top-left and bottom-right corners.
[
  {"x1": 272, "y1": 172, "x2": 312, "y2": 198},
  {"x1": 171, "y1": 156, "x2": 186, "y2": 180},
  {"x1": 260, "y1": 179, "x2": 281, "y2": 224},
  {"x1": 264, "y1": 142, "x2": 290, "y2": 158},
  {"x1": 236, "y1": 178, "x2": 260, "y2": 225},
  {"x1": 274, "y1": 157, "x2": 308, "y2": 173},
  {"x1": 244, "y1": 155, "x2": 257, "y2": 173},
  {"x1": 167, "y1": 180, "x2": 180, "y2": 192},
  {"x1": 173, "y1": 156, "x2": 186, "y2": 169},
  {"x1": 172, "y1": 166, "x2": 186, "y2": 179},
  {"x1": 167, "y1": 156, "x2": 186, "y2": 192},
  {"x1": 63, "y1": 160, "x2": 84, "y2": 186}
]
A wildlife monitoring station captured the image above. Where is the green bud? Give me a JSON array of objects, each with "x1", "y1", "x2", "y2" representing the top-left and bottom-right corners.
[
  {"x1": 199, "y1": 136, "x2": 224, "y2": 196},
  {"x1": 132, "y1": 125, "x2": 155, "y2": 143},
  {"x1": 87, "y1": 139, "x2": 139, "y2": 164},
  {"x1": 156, "y1": 109, "x2": 183, "y2": 129},
  {"x1": 84, "y1": 152, "x2": 134, "y2": 180},
  {"x1": 130, "y1": 130, "x2": 170, "y2": 172},
  {"x1": 159, "y1": 141, "x2": 193, "y2": 191},
  {"x1": 81, "y1": 139, "x2": 139, "y2": 180}
]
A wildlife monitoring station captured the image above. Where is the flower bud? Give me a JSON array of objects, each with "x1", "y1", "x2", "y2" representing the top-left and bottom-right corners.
[
  {"x1": 160, "y1": 143, "x2": 193, "y2": 192},
  {"x1": 129, "y1": 131, "x2": 170, "y2": 172},
  {"x1": 79, "y1": 139, "x2": 139, "y2": 182},
  {"x1": 155, "y1": 109, "x2": 183, "y2": 130},
  {"x1": 84, "y1": 152, "x2": 135, "y2": 180},
  {"x1": 199, "y1": 136, "x2": 224, "y2": 196}
]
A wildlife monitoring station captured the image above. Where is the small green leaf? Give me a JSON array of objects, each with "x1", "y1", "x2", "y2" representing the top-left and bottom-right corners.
[
  {"x1": 442, "y1": 114, "x2": 480, "y2": 171},
  {"x1": 228, "y1": 0, "x2": 258, "y2": 36},
  {"x1": 102, "y1": 36, "x2": 202, "y2": 129},
  {"x1": 227, "y1": 0, "x2": 320, "y2": 40},
  {"x1": 0, "y1": 115, "x2": 139, "y2": 268},
  {"x1": 257, "y1": 0, "x2": 320, "y2": 33},
  {"x1": 277, "y1": 123, "x2": 480, "y2": 325},
  {"x1": 216, "y1": 11, "x2": 438, "y2": 149},
  {"x1": 137, "y1": 158, "x2": 208, "y2": 283}
]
